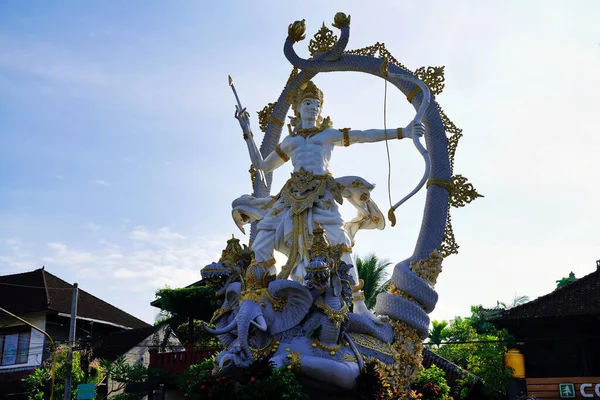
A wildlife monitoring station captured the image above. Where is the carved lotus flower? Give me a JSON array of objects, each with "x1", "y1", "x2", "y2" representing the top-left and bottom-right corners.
[
  {"x1": 287, "y1": 19, "x2": 306, "y2": 42},
  {"x1": 332, "y1": 12, "x2": 351, "y2": 29}
]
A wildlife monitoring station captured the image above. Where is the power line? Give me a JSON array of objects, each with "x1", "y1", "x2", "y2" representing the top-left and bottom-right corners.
[{"x1": 0, "y1": 281, "x2": 74, "y2": 290}]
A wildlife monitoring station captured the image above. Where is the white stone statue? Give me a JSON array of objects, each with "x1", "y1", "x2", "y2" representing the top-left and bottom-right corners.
[{"x1": 231, "y1": 80, "x2": 424, "y2": 322}]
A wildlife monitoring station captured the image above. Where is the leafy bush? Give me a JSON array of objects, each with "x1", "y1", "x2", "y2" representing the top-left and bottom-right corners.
[
  {"x1": 181, "y1": 357, "x2": 308, "y2": 400},
  {"x1": 24, "y1": 345, "x2": 104, "y2": 400},
  {"x1": 412, "y1": 365, "x2": 453, "y2": 400}
]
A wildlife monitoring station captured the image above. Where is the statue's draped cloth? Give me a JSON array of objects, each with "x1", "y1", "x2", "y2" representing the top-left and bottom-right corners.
[{"x1": 233, "y1": 170, "x2": 384, "y2": 281}]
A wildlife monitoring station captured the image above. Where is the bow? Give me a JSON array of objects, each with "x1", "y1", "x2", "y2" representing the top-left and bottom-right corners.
[{"x1": 385, "y1": 73, "x2": 431, "y2": 226}]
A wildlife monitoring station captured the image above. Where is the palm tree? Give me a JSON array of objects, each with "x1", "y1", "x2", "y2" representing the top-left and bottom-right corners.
[
  {"x1": 354, "y1": 253, "x2": 392, "y2": 310},
  {"x1": 496, "y1": 294, "x2": 530, "y2": 310},
  {"x1": 428, "y1": 320, "x2": 449, "y2": 348}
]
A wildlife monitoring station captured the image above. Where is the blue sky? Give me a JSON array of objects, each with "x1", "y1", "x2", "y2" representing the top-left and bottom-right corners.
[{"x1": 1, "y1": 1, "x2": 599, "y2": 324}]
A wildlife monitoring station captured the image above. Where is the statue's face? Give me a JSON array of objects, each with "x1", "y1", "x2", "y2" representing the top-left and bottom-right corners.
[{"x1": 298, "y1": 98, "x2": 321, "y2": 121}]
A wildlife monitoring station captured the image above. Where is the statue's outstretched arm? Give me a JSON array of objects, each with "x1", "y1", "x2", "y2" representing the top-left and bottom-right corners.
[{"x1": 329, "y1": 122, "x2": 424, "y2": 147}]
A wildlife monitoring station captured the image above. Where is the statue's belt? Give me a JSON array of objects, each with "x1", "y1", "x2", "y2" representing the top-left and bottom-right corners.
[{"x1": 279, "y1": 172, "x2": 343, "y2": 215}]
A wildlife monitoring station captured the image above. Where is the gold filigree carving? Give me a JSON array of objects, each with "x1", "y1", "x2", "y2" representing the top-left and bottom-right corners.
[
  {"x1": 437, "y1": 103, "x2": 463, "y2": 175},
  {"x1": 257, "y1": 103, "x2": 275, "y2": 132},
  {"x1": 345, "y1": 42, "x2": 411, "y2": 74},
  {"x1": 315, "y1": 297, "x2": 348, "y2": 326},
  {"x1": 266, "y1": 291, "x2": 287, "y2": 312},
  {"x1": 241, "y1": 288, "x2": 268, "y2": 303},
  {"x1": 309, "y1": 23, "x2": 338, "y2": 56},
  {"x1": 249, "y1": 164, "x2": 257, "y2": 186},
  {"x1": 440, "y1": 212, "x2": 459, "y2": 258},
  {"x1": 250, "y1": 337, "x2": 277, "y2": 360},
  {"x1": 309, "y1": 226, "x2": 330, "y2": 259},
  {"x1": 332, "y1": 12, "x2": 351, "y2": 29},
  {"x1": 210, "y1": 305, "x2": 232, "y2": 324},
  {"x1": 414, "y1": 66, "x2": 445, "y2": 95},
  {"x1": 347, "y1": 333, "x2": 395, "y2": 357},
  {"x1": 450, "y1": 174, "x2": 484, "y2": 208},
  {"x1": 291, "y1": 125, "x2": 326, "y2": 139},
  {"x1": 218, "y1": 236, "x2": 244, "y2": 266}
]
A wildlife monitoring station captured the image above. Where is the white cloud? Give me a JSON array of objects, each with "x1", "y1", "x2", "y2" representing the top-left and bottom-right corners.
[
  {"x1": 3, "y1": 227, "x2": 227, "y2": 295},
  {"x1": 0, "y1": 35, "x2": 107, "y2": 86},
  {"x1": 129, "y1": 226, "x2": 186, "y2": 244},
  {"x1": 84, "y1": 222, "x2": 100, "y2": 232},
  {"x1": 53, "y1": 174, "x2": 65, "y2": 180},
  {"x1": 94, "y1": 180, "x2": 110, "y2": 187}
]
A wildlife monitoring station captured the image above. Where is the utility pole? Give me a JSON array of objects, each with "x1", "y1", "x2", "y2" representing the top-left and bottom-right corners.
[{"x1": 64, "y1": 283, "x2": 79, "y2": 400}]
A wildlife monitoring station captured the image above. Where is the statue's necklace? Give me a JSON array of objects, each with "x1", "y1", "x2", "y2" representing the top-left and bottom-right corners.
[{"x1": 291, "y1": 126, "x2": 325, "y2": 138}]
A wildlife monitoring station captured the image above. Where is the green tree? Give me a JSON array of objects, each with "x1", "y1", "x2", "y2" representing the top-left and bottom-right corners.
[
  {"x1": 556, "y1": 272, "x2": 577, "y2": 289},
  {"x1": 354, "y1": 253, "x2": 392, "y2": 310},
  {"x1": 101, "y1": 355, "x2": 149, "y2": 399},
  {"x1": 153, "y1": 284, "x2": 219, "y2": 350},
  {"x1": 428, "y1": 320, "x2": 449, "y2": 348},
  {"x1": 431, "y1": 307, "x2": 514, "y2": 399}
]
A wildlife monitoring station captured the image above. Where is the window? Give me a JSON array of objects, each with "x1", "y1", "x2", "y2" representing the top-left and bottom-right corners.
[{"x1": 0, "y1": 330, "x2": 31, "y2": 366}]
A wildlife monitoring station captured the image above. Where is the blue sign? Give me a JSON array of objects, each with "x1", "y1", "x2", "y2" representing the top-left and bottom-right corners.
[{"x1": 76, "y1": 383, "x2": 95, "y2": 399}]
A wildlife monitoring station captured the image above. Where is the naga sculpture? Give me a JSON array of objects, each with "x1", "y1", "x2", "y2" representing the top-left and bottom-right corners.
[{"x1": 197, "y1": 12, "x2": 477, "y2": 395}]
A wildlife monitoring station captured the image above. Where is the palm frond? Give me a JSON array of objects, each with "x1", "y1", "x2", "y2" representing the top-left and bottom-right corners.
[{"x1": 354, "y1": 253, "x2": 392, "y2": 310}]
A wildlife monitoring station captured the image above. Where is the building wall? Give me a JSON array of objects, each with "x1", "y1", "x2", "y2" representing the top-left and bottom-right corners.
[{"x1": 0, "y1": 311, "x2": 47, "y2": 370}]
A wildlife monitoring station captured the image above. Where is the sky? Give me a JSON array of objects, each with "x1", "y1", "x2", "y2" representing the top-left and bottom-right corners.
[{"x1": 0, "y1": 1, "x2": 599, "y2": 325}]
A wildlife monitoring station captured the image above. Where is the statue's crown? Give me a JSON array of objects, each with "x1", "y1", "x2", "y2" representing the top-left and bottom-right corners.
[
  {"x1": 293, "y1": 81, "x2": 324, "y2": 109},
  {"x1": 218, "y1": 235, "x2": 243, "y2": 266},
  {"x1": 244, "y1": 259, "x2": 273, "y2": 291}
]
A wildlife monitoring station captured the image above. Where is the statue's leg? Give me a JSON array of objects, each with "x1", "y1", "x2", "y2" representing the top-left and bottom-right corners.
[
  {"x1": 271, "y1": 354, "x2": 359, "y2": 390},
  {"x1": 251, "y1": 229, "x2": 277, "y2": 275}
]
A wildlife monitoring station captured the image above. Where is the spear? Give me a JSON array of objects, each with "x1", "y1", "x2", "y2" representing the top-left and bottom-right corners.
[{"x1": 228, "y1": 75, "x2": 266, "y2": 186}]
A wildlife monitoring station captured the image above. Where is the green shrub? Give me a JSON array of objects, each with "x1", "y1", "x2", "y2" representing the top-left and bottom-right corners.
[
  {"x1": 181, "y1": 357, "x2": 308, "y2": 400},
  {"x1": 412, "y1": 365, "x2": 453, "y2": 400}
]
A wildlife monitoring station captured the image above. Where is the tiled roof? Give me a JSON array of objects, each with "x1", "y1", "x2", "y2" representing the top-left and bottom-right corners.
[
  {"x1": 93, "y1": 326, "x2": 156, "y2": 361},
  {"x1": 494, "y1": 269, "x2": 600, "y2": 321},
  {"x1": 0, "y1": 268, "x2": 150, "y2": 329}
]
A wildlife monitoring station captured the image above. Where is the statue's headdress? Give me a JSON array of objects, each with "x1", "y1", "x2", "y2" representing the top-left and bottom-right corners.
[
  {"x1": 289, "y1": 81, "x2": 332, "y2": 129},
  {"x1": 292, "y1": 81, "x2": 324, "y2": 110}
]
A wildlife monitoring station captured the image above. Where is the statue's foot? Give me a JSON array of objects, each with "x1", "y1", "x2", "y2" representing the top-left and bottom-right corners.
[{"x1": 353, "y1": 300, "x2": 389, "y2": 325}]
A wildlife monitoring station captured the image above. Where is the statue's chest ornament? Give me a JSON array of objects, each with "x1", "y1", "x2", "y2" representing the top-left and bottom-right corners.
[{"x1": 290, "y1": 125, "x2": 325, "y2": 139}]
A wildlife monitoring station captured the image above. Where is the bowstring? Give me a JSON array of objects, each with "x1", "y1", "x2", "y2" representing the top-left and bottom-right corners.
[{"x1": 384, "y1": 78, "x2": 392, "y2": 210}]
